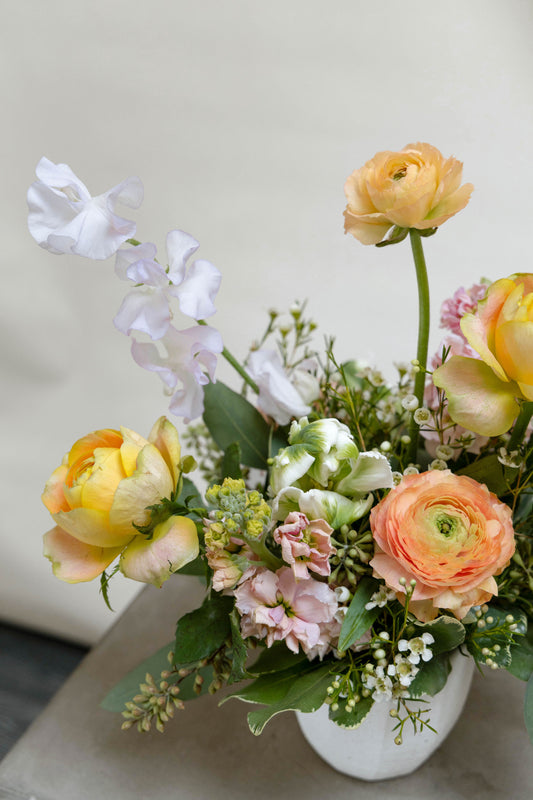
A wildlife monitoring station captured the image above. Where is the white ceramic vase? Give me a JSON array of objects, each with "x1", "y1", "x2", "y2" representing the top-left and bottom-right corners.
[{"x1": 295, "y1": 651, "x2": 474, "y2": 781}]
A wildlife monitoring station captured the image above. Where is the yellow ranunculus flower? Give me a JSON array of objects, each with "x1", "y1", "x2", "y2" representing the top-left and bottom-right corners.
[
  {"x1": 42, "y1": 417, "x2": 198, "y2": 584},
  {"x1": 433, "y1": 274, "x2": 533, "y2": 436},
  {"x1": 343, "y1": 143, "x2": 473, "y2": 245}
]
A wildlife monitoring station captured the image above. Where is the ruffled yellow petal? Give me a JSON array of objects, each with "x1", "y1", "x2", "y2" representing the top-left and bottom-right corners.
[
  {"x1": 80, "y1": 447, "x2": 127, "y2": 513},
  {"x1": 148, "y1": 416, "x2": 181, "y2": 487},
  {"x1": 52, "y1": 506, "x2": 133, "y2": 547},
  {"x1": 109, "y1": 443, "x2": 174, "y2": 536}
]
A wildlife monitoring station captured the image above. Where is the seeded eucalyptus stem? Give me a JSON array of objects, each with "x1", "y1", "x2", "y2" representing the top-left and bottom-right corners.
[
  {"x1": 197, "y1": 320, "x2": 259, "y2": 394},
  {"x1": 407, "y1": 230, "x2": 431, "y2": 464},
  {"x1": 507, "y1": 401, "x2": 533, "y2": 452}
]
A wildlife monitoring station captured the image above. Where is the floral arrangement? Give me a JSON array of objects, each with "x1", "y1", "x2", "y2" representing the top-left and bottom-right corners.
[{"x1": 30, "y1": 143, "x2": 533, "y2": 746}]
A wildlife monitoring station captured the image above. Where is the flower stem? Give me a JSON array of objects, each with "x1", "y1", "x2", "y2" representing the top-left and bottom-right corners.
[
  {"x1": 507, "y1": 401, "x2": 533, "y2": 452},
  {"x1": 407, "y1": 230, "x2": 431, "y2": 464},
  {"x1": 197, "y1": 320, "x2": 259, "y2": 394}
]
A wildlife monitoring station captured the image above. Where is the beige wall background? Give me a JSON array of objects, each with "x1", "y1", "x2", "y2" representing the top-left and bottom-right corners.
[{"x1": 2, "y1": 0, "x2": 532, "y2": 644}]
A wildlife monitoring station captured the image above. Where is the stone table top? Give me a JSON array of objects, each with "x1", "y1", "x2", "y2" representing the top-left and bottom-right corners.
[{"x1": 1, "y1": 576, "x2": 531, "y2": 800}]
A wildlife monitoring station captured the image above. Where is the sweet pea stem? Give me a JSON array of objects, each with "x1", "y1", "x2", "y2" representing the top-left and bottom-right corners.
[
  {"x1": 507, "y1": 401, "x2": 533, "y2": 452},
  {"x1": 197, "y1": 320, "x2": 259, "y2": 394},
  {"x1": 407, "y1": 230, "x2": 431, "y2": 464}
]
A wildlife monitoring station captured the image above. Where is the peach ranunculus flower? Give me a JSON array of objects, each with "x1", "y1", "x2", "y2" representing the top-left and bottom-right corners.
[
  {"x1": 42, "y1": 417, "x2": 198, "y2": 586},
  {"x1": 369, "y1": 470, "x2": 515, "y2": 622},
  {"x1": 343, "y1": 143, "x2": 473, "y2": 245},
  {"x1": 433, "y1": 273, "x2": 533, "y2": 436}
]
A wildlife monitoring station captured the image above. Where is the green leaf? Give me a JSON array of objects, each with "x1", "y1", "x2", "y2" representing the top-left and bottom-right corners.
[
  {"x1": 174, "y1": 553, "x2": 208, "y2": 583},
  {"x1": 222, "y1": 663, "x2": 309, "y2": 706},
  {"x1": 246, "y1": 663, "x2": 334, "y2": 735},
  {"x1": 412, "y1": 616, "x2": 466, "y2": 655},
  {"x1": 408, "y1": 652, "x2": 451, "y2": 698},
  {"x1": 458, "y1": 455, "x2": 508, "y2": 496},
  {"x1": 328, "y1": 695, "x2": 373, "y2": 729},
  {"x1": 508, "y1": 625, "x2": 533, "y2": 681},
  {"x1": 176, "y1": 477, "x2": 204, "y2": 508},
  {"x1": 203, "y1": 381, "x2": 272, "y2": 468},
  {"x1": 221, "y1": 441, "x2": 243, "y2": 480},
  {"x1": 99, "y1": 564, "x2": 120, "y2": 612},
  {"x1": 248, "y1": 642, "x2": 308, "y2": 675},
  {"x1": 174, "y1": 593, "x2": 234, "y2": 665},
  {"x1": 228, "y1": 608, "x2": 249, "y2": 683},
  {"x1": 101, "y1": 644, "x2": 173, "y2": 711},
  {"x1": 338, "y1": 577, "x2": 381, "y2": 652},
  {"x1": 525, "y1": 674, "x2": 533, "y2": 745}
]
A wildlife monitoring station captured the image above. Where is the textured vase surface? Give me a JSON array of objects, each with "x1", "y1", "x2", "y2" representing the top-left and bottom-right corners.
[{"x1": 295, "y1": 651, "x2": 474, "y2": 781}]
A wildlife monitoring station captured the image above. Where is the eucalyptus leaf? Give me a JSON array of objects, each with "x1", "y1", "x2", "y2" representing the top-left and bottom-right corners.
[
  {"x1": 203, "y1": 381, "x2": 272, "y2": 468},
  {"x1": 174, "y1": 594, "x2": 234, "y2": 665},
  {"x1": 246, "y1": 663, "x2": 334, "y2": 735},
  {"x1": 338, "y1": 577, "x2": 381, "y2": 652},
  {"x1": 248, "y1": 642, "x2": 308, "y2": 675},
  {"x1": 408, "y1": 653, "x2": 451, "y2": 698},
  {"x1": 328, "y1": 695, "x2": 373, "y2": 729},
  {"x1": 222, "y1": 663, "x2": 310, "y2": 706},
  {"x1": 221, "y1": 441, "x2": 243, "y2": 480}
]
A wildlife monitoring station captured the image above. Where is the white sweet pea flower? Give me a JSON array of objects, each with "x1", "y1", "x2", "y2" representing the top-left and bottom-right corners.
[
  {"x1": 27, "y1": 157, "x2": 143, "y2": 260},
  {"x1": 113, "y1": 231, "x2": 221, "y2": 340},
  {"x1": 131, "y1": 324, "x2": 223, "y2": 422},
  {"x1": 246, "y1": 349, "x2": 311, "y2": 425}
]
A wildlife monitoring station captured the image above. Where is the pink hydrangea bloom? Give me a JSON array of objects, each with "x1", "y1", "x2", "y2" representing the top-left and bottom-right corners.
[
  {"x1": 439, "y1": 282, "x2": 488, "y2": 337},
  {"x1": 233, "y1": 567, "x2": 338, "y2": 655},
  {"x1": 273, "y1": 511, "x2": 335, "y2": 579}
]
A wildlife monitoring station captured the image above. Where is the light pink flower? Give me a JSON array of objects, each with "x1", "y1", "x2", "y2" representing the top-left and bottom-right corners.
[
  {"x1": 440, "y1": 283, "x2": 489, "y2": 337},
  {"x1": 233, "y1": 567, "x2": 338, "y2": 655},
  {"x1": 273, "y1": 511, "x2": 335, "y2": 579}
]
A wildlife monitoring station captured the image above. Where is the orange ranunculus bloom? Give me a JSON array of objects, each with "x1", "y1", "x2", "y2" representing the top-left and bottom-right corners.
[
  {"x1": 433, "y1": 273, "x2": 533, "y2": 436},
  {"x1": 369, "y1": 470, "x2": 515, "y2": 622},
  {"x1": 42, "y1": 417, "x2": 198, "y2": 585},
  {"x1": 343, "y1": 143, "x2": 473, "y2": 245}
]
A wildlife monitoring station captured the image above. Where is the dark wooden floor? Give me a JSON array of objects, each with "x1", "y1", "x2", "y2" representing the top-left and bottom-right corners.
[{"x1": 0, "y1": 622, "x2": 88, "y2": 762}]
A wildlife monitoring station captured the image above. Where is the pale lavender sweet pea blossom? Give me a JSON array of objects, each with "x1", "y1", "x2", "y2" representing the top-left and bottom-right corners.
[
  {"x1": 246, "y1": 349, "x2": 311, "y2": 425},
  {"x1": 113, "y1": 231, "x2": 221, "y2": 340},
  {"x1": 131, "y1": 324, "x2": 223, "y2": 422},
  {"x1": 27, "y1": 157, "x2": 143, "y2": 260}
]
